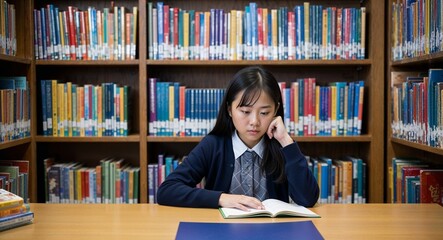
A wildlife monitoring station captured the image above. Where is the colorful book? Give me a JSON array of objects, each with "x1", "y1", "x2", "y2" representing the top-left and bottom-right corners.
[
  {"x1": 420, "y1": 169, "x2": 443, "y2": 204},
  {"x1": 0, "y1": 189, "x2": 23, "y2": 210}
]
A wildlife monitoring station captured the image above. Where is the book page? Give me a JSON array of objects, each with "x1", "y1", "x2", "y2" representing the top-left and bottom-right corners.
[
  {"x1": 262, "y1": 199, "x2": 319, "y2": 217},
  {"x1": 220, "y1": 207, "x2": 271, "y2": 218}
]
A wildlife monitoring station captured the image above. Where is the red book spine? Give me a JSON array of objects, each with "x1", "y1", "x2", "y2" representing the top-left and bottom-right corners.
[
  {"x1": 67, "y1": 6, "x2": 77, "y2": 60},
  {"x1": 163, "y1": 5, "x2": 170, "y2": 59}
]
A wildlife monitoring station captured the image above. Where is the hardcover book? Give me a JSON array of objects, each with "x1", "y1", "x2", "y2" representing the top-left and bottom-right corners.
[
  {"x1": 0, "y1": 189, "x2": 24, "y2": 211},
  {"x1": 219, "y1": 198, "x2": 320, "y2": 219}
]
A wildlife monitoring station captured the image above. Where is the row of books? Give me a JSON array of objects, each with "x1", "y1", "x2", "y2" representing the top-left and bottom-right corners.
[
  {"x1": 148, "y1": 77, "x2": 364, "y2": 137},
  {"x1": 147, "y1": 153, "x2": 365, "y2": 204},
  {"x1": 33, "y1": 4, "x2": 138, "y2": 60},
  {"x1": 44, "y1": 158, "x2": 140, "y2": 204},
  {"x1": 0, "y1": 160, "x2": 29, "y2": 204},
  {"x1": 0, "y1": 189, "x2": 33, "y2": 231},
  {"x1": 148, "y1": 2, "x2": 366, "y2": 60},
  {"x1": 0, "y1": 1, "x2": 16, "y2": 56},
  {"x1": 390, "y1": 69, "x2": 443, "y2": 148},
  {"x1": 280, "y1": 79, "x2": 364, "y2": 136},
  {"x1": 307, "y1": 156, "x2": 366, "y2": 204},
  {"x1": 148, "y1": 154, "x2": 206, "y2": 203},
  {"x1": 391, "y1": 0, "x2": 443, "y2": 60},
  {"x1": 148, "y1": 78, "x2": 225, "y2": 136},
  {"x1": 389, "y1": 158, "x2": 443, "y2": 204},
  {"x1": 40, "y1": 80, "x2": 129, "y2": 137},
  {"x1": 0, "y1": 76, "x2": 31, "y2": 143}
]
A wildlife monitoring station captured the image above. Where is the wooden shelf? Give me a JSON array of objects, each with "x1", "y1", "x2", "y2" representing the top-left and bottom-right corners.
[
  {"x1": 391, "y1": 138, "x2": 443, "y2": 156},
  {"x1": 146, "y1": 59, "x2": 372, "y2": 66},
  {"x1": 147, "y1": 135, "x2": 372, "y2": 143},
  {"x1": 35, "y1": 135, "x2": 140, "y2": 143},
  {"x1": 36, "y1": 60, "x2": 140, "y2": 66},
  {"x1": 0, "y1": 54, "x2": 32, "y2": 64},
  {"x1": 0, "y1": 138, "x2": 32, "y2": 150}
]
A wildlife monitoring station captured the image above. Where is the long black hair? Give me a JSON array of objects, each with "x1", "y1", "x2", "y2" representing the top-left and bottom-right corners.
[{"x1": 209, "y1": 66, "x2": 286, "y2": 182}]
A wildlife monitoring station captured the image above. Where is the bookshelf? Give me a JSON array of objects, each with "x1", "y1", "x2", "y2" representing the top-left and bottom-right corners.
[
  {"x1": 145, "y1": 0, "x2": 385, "y2": 203},
  {"x1": 0, "y1": 0, "x2": 35, "y2": 202},
  {"x1": 386, "y1": 1, "x2": 443, "y2": 202},
  {"x1": 1, "y1": 0, "x2": 385, "y2": 204}
]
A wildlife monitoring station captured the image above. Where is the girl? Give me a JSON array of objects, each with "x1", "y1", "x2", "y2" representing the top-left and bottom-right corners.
[{"x1": 157, "y1": 66, "x2": 319, "y2": 210}]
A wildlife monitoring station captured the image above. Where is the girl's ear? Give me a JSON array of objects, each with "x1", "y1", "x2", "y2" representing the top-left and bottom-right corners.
[{"x1": 227, "y1": 104, "x2": 232, "y2": 117}]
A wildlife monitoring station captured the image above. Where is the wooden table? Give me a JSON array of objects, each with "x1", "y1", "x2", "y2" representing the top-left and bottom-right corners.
[{"x1": 1, "y1": 203, "x2": 442, "y2": 239}]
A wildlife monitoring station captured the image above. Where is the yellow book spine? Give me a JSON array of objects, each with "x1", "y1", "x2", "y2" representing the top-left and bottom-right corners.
[
  {"x1": 262, "y1": 8, "x2": 268, "y2": 60},
  {"x1": 51, "y1": 80, "x2": 58, "y2": 136},
  {"x1": 76, "y1": 168, "x2": 82, "y2": 203},
  {"x1": 304, "y1": 2, "x2": 310, "y2": 59},
  {"x1": 78, "y1": 86, "x2": 85, "y2": 137},
  {"x1": 230, "y1": 10, "x2": 237, "y2": 60},
  {"x1": 271, "y1": 9, "x2": 277, "y2": 59},
  {"x1": 322, "y1": 9, "x2": 327, "y2": 59},
  {"x1": 67, "y1": 82, "x2": 72, "y2": 136},
  {"x1": 330, "y1": 86, "x2": 337, "y2": 136},
  {"x1": 119, "y1": 87, "x2": 124, "y2": 136},
  {"x1": 183, "y1": 12, "x2": 189, "y2": 60},
  {"x1": 59, "y1": 12, "x2": 65, "y2": 58},
  {"x1": 360, "y1": 7, "x2": 366, "y2": 58},
  {"x1": 57, "y1": 83, "x2": 64, "y2": 136}
]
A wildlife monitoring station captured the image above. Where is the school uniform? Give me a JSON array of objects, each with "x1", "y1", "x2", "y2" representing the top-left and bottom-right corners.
[{"x1": 157, "y1": 133, "x2": 319, "y2": 208}]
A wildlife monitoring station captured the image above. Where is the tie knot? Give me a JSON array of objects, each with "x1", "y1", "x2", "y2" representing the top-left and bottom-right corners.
[{"x1": 243, "y1": 151, "x2": 257, "y2": 162}]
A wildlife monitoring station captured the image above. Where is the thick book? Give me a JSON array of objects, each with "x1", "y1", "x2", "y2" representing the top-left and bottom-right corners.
[
  {"x1": 0, "y1": 211, "x2": 34, "y2": 231},
  {"x1": 0, "y1": 189, "x2": 24, "y2": 211},
  {"x1": 176, "y1": 221, "x2": 324, "y2": 240},
  {"x1": 219, "y1": 199, "x2": 320, "y2": 219}
]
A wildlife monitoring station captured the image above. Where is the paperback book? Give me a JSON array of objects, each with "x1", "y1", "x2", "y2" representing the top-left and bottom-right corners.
[{"x1": 219, "y1": 198, "x2": 320, "y2": 219}]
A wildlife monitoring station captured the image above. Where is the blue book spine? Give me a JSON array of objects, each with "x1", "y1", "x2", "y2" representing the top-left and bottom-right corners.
[
  {"x1": 347, "y1": 82, "x2": 355, "y2": 135},
  {"x1": 295, "y1": 6, "x2": 304, "y2": 59},
  {"x1": 297, "y1": 78, "x2": 304, "y2": 136},
  {"x1": 185, "y1": 89, "x2": 191, "y2": 136},
  {"x1": 40, "y1": 8, "x2": 47, "y2": 59},
  {"x1": 53, "y1": 6, "x2": 60, "y2": 60},
  {"x1": 157, "y1": 2, "x2": 164, "y2": 59},
  {"x1": 45, "y1": 80, "x2": 53, "y2": 135},
  {"x1": 209, "y1": 9, "x2": 216, "y2": 60},
  {"x1": 41, "y1": 80, "x2": 48, "y2": 135},
  {"x1": 283, "y1": 7, "x2": 288, "y2": 60}
]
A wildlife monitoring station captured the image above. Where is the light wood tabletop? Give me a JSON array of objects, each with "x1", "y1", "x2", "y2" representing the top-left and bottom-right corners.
[{"x1": 1, "y1": 203, "x2": 442, "y2": 239}]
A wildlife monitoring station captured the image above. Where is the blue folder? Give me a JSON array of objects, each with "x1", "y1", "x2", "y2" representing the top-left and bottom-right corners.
[{"x1": 176, "y1": 220, "x2": 324, "y2": 240}]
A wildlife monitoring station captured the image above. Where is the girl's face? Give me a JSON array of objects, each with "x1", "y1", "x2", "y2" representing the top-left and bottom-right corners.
[{"x1": 228, "y1": 90, "x2": 277, "y2": 148}]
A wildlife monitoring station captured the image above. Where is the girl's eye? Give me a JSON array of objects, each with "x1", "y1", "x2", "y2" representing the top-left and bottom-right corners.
[
  {"x1": 261, "y1": 112, "x2": 270, "y2": 115},
  {"x1": 241, "y1": 110, "x2": 250, "y2": 114}
]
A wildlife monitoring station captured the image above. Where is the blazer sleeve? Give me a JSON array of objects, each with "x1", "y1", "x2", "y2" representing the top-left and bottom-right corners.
[
  {"x1": 157, "y1": 136, "x2": 223, "y2": 208},
  {"x1": 281, "y1": 142, "x2": 319, "y2": 207}
]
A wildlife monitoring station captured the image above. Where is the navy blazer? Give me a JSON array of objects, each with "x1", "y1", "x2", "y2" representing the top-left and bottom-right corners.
[{"x1": 157, "y1": 134, "x2": 319, "y2": 208}]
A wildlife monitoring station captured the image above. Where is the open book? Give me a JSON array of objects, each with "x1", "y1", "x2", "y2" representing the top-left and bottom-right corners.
[{"x1": 219, "y1": 199, "x2": 320, "y2": 219}]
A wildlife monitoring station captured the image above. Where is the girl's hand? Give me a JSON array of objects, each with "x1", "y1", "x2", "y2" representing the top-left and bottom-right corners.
[
  {"x1": 267, "y1": 116, "x2": 293, "y2": 147},
  {"x1": 218, "y1": 193, "x2": 264, "y2": 211}
]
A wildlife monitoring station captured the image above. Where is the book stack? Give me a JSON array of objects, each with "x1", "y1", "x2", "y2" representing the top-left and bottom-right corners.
[{"x1": 0, "y1": 189, "x2": 33, "y2": 231}]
